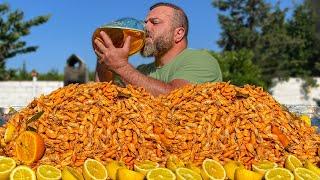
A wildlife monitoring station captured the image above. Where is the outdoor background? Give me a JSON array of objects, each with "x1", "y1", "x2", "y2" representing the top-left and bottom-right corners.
[{"x1": 0, "y1": 0, "x2": 319, "y2": 106}]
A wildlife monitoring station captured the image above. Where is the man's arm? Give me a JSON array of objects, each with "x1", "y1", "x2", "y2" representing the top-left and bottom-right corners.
[
  {"x1": 95, "y1": 60, "x2": 114, "y2": 82},
  {"x1": 116, "y1": 63, "x2": 189, "y2": 96},
  {"x1": 93, "y1": 31, "x2": 189, "y2": 96}
]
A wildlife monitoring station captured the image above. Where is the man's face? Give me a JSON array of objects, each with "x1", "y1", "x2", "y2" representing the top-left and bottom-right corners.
[{"x1": 141, "y1": 6, "x2": 175, "y2": 57}]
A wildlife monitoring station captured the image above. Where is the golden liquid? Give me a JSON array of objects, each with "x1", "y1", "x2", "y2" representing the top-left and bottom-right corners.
[{"x1": 92, "y1": 28, "x2": 145, "y2": 56}]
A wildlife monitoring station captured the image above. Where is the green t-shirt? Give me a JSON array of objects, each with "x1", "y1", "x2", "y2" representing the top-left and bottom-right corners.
[{"x1": 137, "y1": 48, "x2": 222, "y2": 84}]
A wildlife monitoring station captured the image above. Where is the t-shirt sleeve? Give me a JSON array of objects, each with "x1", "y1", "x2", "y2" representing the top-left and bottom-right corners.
[{"x1": 169, "y1": 52, "x2": 222, "y2": 84}]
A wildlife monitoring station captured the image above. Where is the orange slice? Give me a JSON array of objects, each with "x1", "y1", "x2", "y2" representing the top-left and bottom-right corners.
[{"x1": 15, "y1": 131, "x2": 45, "y2": 164}]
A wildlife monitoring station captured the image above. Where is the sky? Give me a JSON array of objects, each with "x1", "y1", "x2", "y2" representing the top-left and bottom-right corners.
[{"x1": 3, "y1": 0, "x2": 301, "y2": 73}]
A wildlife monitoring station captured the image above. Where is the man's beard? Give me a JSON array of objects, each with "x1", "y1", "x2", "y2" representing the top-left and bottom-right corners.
[{"x1": 140, "y1": 31, "x2": 174, "y2": 58}]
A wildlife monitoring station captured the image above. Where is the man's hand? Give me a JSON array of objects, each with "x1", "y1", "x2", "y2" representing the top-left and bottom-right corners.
[{"x1": 94, "y1": 31, "x2": 131, "y2": 73}]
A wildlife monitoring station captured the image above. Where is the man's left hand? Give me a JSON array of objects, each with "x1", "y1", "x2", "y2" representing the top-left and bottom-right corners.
[{"x1": 94, "y1": 31, "x2": 131, "y2": 72}]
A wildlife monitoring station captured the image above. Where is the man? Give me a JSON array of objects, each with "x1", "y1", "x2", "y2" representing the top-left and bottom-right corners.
[{"x1": 94, "y1": 2, "x2": 222, "y2": 96}]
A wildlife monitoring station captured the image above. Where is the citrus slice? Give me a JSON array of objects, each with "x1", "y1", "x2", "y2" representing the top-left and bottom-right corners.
[
  {"x1": 134, "y1": 160, "x2": 159, "y2": 175},
  {"x1": 61, "y1": 166, "x2": 84, "y2": 180},
  {"x1": 166, "y1": 155, "x2": 185, "y2": 172},
  {"x1": 146, "y1": 168, "x2": 176, "y2": 180},
  {"x1": 10, "y1": 165, "x2": 36, "y2": 180},
  {"x1": 252, "y1": 160, "x2": 277, "y2": 174},
  {"x1": 0, "y1": 156, "x2": 16, "y2": 179},
  {"x1": 234, "y1": 168, "x2": 263, "y2": 180},
  {"x1": 285, "y1": 155, "x2": 303, "y2": 172},
  {"x1": 117, "y1": 167, "x2": 144, "y2": 180},
  {"x1": 36, "y1": 165, "x2": 61, "y2": 180},
  {"x1": 185, "y1": 163, "x2": 201, "y2": 175},
  {"x1": 176, "y1": 167, "x2": 202, "y2": 180},
  {"x1": 201, "y1": 158, "x2": 226, "y2": 180},
  {"x1": 265, "y1": 168, "x2": 294, "y2": 180},
  {"x1": 4, "y1": 123, "x2": 16, "y2": 143},
  {"x1": 83, "y1": 158, "x2": 107, "y2": 180},
  {"x1": 294, "y1": 167, "x2": 320, "y2": 180},
  {"x1": 300, "y1": 115, "x2": 311, "y2": 126},
  {"x1": 305, "y1": 160, "x2": 320, "y2": 176},
  {"x1": 106, "y1": 160, "x2": 126, "y2": 180},
  {"x1": 223, "y1": 161, "x2": 244, "y2": 180},
  {"x1": 15, "y1": 131, "x2": 45, "y2": 164}
]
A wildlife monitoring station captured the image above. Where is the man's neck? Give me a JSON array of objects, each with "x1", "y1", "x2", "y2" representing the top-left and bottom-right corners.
[{"x1": 155, "y1": 43, "x2": 187, "y2": 68}]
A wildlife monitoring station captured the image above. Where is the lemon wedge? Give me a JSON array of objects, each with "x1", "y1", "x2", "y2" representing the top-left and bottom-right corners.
[
  {"x1": 36, "y1": 165, "x2": 61, "y2": 180},
  {"x1": 83, "y1": 158, "x2": 107, "y2": 180},
  {"x1": 201, "y1": 158, "x2": 226, "y2": 180},
  {"x1": 0, "y1": 156, "x2": 16, "y2": 179},
  {"x1": 134, "y1": 160, "x2": 159, "y2": 175},
  {"x1": 294, "y1": 167, "x2": 320, "y2": 180},
  {"x1": 176, "y1": 167, "x2": 202, "y2": 180},
  {"x1": 146, "y1": 167, "x2": 176, "y2": 180},
  {"x1": 61, "y1": 166, "x2": 84, "y2": 180},
  {"x1": 10, "y1": 165, "x2": 36, "y2": 180},
  {"x1": 285, "y1": 155, "x2": 303, "y2": 172},
  {"x1": 265, "y1": 167, "x2": 294, "y2": 180}
]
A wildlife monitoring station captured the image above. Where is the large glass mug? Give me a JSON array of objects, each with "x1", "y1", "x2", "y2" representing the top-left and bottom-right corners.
[{"x1": 92, "y1": 17, "x2": 145, "y2": 56}]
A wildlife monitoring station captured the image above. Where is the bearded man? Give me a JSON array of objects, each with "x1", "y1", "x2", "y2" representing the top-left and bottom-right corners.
[{"x1": 94, "y1": 2, "x2": 222, "y2": 96}]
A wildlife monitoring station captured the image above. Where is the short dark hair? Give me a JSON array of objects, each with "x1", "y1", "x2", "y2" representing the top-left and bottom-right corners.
[{"x1": 150, "y1": 2, "x2": 189, "y2": 38}]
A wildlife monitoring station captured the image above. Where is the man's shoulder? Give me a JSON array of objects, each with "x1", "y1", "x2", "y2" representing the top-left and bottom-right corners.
[{"x1": 176, "y1": 48, "x2": 217, "y2": 63}]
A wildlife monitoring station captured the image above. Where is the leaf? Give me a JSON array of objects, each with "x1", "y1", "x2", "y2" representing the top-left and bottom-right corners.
[{"x1": 26, "y1": 111, "x2": 44, "y2": 124}]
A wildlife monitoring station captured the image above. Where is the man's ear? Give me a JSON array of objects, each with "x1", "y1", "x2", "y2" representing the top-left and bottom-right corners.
[{"x1": 174, "y1": 27, "x2": 185, "y2": 43}]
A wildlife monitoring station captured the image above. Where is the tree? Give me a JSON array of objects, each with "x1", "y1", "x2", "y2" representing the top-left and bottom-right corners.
[
  {"x1": 212, "y1": 0, "x2": 319, "y2": 90},
  {"x1": 210, "y1": 49, "x2": 266, "y2": 88},
  {"x1": 38, "y1": 69, "x2": 63, "y2": 81},
  {"x1": 287, "y1": 0, "x2": 320, "y2": 77},
  {"x1": 212, "y1": 0, "x2": 270, "y2": 51},
  {"x1": 0, "y1": 3, "x2": 50, "y2": 80}
]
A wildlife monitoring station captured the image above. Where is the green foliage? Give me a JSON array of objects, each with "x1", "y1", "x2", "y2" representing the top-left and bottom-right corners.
[
  {"x1": 212, "y1": 0, "x2": 270, "y2": 51},
  {"x1": 38, "y1": 69, "x2": 63, "y2": 81},
  {"x1": 213, "y1": 0, "x2": 319, "y2": 91},
  {"x1": 0, "y1": 3, "x2": 50, "y2": 80},
  {"x1": 210, "y1": 49, "x2": 266, "y2": 88}
]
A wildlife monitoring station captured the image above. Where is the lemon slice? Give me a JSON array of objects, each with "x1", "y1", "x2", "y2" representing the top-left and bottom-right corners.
[
  {"x1": 265, "y1": 168, "x2": 294, "y2": 180},
  {"x1": 10, "y1": 165, "x2": 36, "y2": 180},
  {"x1": 285, "y1": 155, "x2": 303, "y2": 172},
  {"x1": 62, "y1": 166, "x2": 84, "y2": 180},
  {"x1": 176, "y1": 167, "x2": 202, "y2": 180},
  {"x1": 106, "y1": 160, "x2": 126, "y2": 180},
  {"x1": 117, "y1": 167, "x2": 144, "y2": 180},
  {"x1": 305, "y1": 160, "x2": 320, "y2": 176},
  {"x1": 83, "y1": 158, "x2": 107, "y2": 180},
  {"x1": 223, "y1": 161, "x2": 244, "y2": 180},
  {"x1": 252, "y1": 160, "x2": 277, "y2": 174},
  {"x1": 134, "y1": 160, "x2": 159, "y2": 175},
  {"x1": 4, "y1": 124, "x2": 16, "y2": 143},
  {"x1": 166, "y1": 155, "x2": 185, "y2": 172},
  {"x1": 36, "y1": 165, "x2": 61, "y2": 180},
  {"x1": 294, "y1": 167, "x2": 320, "y2": 180},
  {"x1": 201, "y1": 158, "x2": 226, "y2": 180},
  {"x1": 146, "y1": 168, "x2": 176, "y2": 180},
  {"x1": 185, "y1": 163, "x2": 201, "y2": 175},
  {"x1": 0, "y1": 156, "x2": 16, "y2": 179},
  {"x1": 234, "y1": 168, "x2": 263, "y2": 180},
  {"x1": 300, "y1": 115, "x2": 311, "y2": 126}
]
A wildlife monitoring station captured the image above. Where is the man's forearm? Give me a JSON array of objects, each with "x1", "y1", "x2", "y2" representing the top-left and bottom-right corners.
[{"x1": 115, "y1": 64, "x2": 175, "y2": 96}]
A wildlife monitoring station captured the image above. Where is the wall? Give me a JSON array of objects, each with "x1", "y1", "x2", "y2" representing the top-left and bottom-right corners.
[
  {"x1": 0, "y1": 78, "x2": 319, "y2": 108},
  {"x1": 0, "y1": 81, "x2": 63, "y2": 108},
  {"x1": 271, "y1": 78, "x2": 320, "y2": 106}
]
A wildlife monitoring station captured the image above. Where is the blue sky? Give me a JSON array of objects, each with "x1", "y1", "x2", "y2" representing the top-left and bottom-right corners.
[{"x1": 4, "y1": 0, "x2": 300, "y2": 73}]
